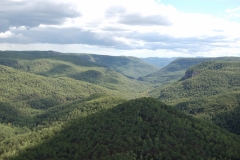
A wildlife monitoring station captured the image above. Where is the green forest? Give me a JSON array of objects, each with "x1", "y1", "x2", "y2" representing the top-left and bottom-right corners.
[{"x1": 1, "y1": 51, "x2": 240, "y2": 159}]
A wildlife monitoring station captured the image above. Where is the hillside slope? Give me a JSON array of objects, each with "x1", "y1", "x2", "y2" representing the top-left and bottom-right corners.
[
  {"x1": 157, "y1": 60, "x2": 240, "y2": 103},
  {"x1": 1, "y1": 51, "x2": 240, "y2": 159},
  {"x1": 212, "y1": 104, "x2": 240, "y2": 135},
  {"x1": 0, "y1": 94, "x2": 125, "y2": 159},
  {"x1": 8, "y1": 98, "x2": 240, "y2": 160},
  {"x1": 138, "y1": 58, "x2": 211, "y2": 85},
  {"x1": 0, "y1": 51, "x2": 150, "y2": 94},
  {"x1": 0, "y1": 64, "x2": 108, "y2": 103},
  {"x1": 0, "y1": 63, "x2": 150, "y2": 130},
  {"x1": 0, "y1": 51, "x2": 159, "y2": 79},
  {"x1": 0, "y1": 64, "x2": 116, "y2": 127},
  {"x1": 79, "y1": 54, "x2": 159, "y2": 79},
  {"x1": 151, "y1": 60, "x2": 240, "y2": 134},
  {"x1": 139, "y1": 57, "x2": 240, "y2": 86}
]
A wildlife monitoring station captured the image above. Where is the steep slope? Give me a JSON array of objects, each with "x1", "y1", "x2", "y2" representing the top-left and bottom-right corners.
[{"x1": 7, "y1": 98, "x2": 240, "y2": 160}]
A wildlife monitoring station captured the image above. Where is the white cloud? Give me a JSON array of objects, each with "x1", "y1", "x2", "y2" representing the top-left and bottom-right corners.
[
  {"x1": 225, "y1": 6, "x2": 240, "y2": 20},
  {"x1": 226, "y1": 6, "x2": 240, "y2": 13},
  {"x1": 1, "y1": 0, "x2": 240, "y2": 57},
  {"x1": 0, "y1": 31, "x2": 14, "y2": 38}
]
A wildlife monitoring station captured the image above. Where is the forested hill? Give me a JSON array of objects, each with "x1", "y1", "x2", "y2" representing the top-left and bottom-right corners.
[
  {"x1": 0, "y1": 64, "x2": 108, "y2": 103},
  {"x1": 0, "y1": 51, "x2": 159, "y2": 79},
  {"x1": 151, "y1": 60, "x2": 240, "y2": 135},
  {"x1": 1, "y1": 50, "x2": 240, "y2": 159},
  {"x1": 138, "y1": 57, "x2": 239, "y2": 85},
  {"x1": 157, "y1": 60, "x2": 240, "y2": 104},
  {"x1": 0, "y1": 51, "x2": 150, "y2": 93},
  {"x1": 9, "y1": 98, "x2": 240, "y2": 160},
  {"x1": 0, "y1": 51, "x2": 100, "y2": 67},
  {"x1": 78, "y1": 54, "x2": 160, "y2": 79}
]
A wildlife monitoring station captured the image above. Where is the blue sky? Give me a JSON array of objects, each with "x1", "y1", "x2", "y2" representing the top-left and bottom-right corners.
[
  {"x1": 161, "y1": 0, "x2": 240, "y2": 20},
  {"x1": 162, "y1": 0, "x2": 227, "y2": 14},
  {"x1": 1, "y1": 0, "x2": 240, "y2": 57}
]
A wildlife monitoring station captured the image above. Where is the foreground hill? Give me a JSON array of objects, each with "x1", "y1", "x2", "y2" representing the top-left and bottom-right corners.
[
  {"x1": 7, "y1": 98, "x2": 240, "y2": 160},
  {"x1": 212, "y1": 103, "x2": 240, "y2": 135},
  {"x1": 0, "y1": 94, "x2": 125, "y2": 159}
]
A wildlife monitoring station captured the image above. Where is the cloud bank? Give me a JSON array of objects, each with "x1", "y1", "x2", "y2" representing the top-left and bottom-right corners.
[
  {"x1": 0, "y1": 0, "x2": 81, "y2": 32},
  {"x1": 1, "y1": 0, "x2": 240, "y2": 57}
]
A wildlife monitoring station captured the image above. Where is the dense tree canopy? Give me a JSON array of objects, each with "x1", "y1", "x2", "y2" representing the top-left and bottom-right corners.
[
  {"x1": 9, "y1": 98, "x2": 240, "y2": 160},
  {"x1": 1, "y1": 51, "x2": 240, "y2": 159}
]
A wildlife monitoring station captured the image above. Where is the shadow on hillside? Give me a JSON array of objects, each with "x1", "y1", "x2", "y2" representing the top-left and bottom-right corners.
[
  {"x1": 0, "y1": 102, "x2": 30, "y2": 126},
  {"x1": 9, "y1": 98, "x2": 240, "y2": 160}
]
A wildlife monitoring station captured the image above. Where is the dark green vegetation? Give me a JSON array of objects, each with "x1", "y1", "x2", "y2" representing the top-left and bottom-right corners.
[
  {"x1": 151, "y1": 59, "x2": 240, "y2": 135},
  {"x1": 1, "y1": 51, "x2": 240, "y2": 159},
  {"x1": 5, "y1": 98, "x2": 240, "y2": 160},
  {"x1": 0, "y1": 94, "x2": 125, "y2": 159},
  {"x1": 138, "y1": 58, "x2": 211, "y2": 85},
  {"x1": 0, "y1": 51, "x2": 151, "y2": 95},
  {"x1": 212, "y1": 104, "x2": 240, "y2": 135},
  {"x1": 139, "y1": 57, "x2": 239, "y2": 85},
  {"x1": 156, "y1": 60, "x2": 240, "y2": 103}
]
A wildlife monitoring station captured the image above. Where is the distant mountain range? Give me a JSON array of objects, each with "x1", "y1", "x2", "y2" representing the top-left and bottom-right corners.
[{"x1": 141, "y1": 57, "x2": 176, "y2": 67}]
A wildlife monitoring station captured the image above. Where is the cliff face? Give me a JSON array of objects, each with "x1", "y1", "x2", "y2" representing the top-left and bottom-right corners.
[
  {"x1": 191, "y1": 71, "x2": 201, "y2": 77},
  {"x1": 180, "y1": 69, "x2": 201, "y2": 81}
]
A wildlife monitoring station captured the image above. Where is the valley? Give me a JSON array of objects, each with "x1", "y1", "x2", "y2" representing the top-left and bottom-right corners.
[{"x1": 1, "y1": 51, "x2": 240, "y2": 159}]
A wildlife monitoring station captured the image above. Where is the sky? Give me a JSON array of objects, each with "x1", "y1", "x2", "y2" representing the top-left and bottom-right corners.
[{"x1": 1, "y1": 0, "x2": 240, "y2": 57}]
